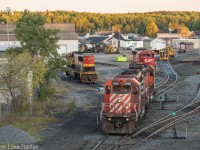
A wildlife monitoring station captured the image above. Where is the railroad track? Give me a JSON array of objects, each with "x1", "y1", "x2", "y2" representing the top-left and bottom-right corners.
[
  {"x1": 92, "y1": 135, "x2": 127, "y2": 150},
  {"x1": 108, "y1": 87, "x2": 200, "y2": 150},
  {"x1": 92, "y1": 61, "x2": 179, "y2": 150},
  {"x1": 155, "y1": 61, "x2": 177, "y2": 97},
  {"x1": 107, "y1": 58, "x2": 200, "y2": 149}
]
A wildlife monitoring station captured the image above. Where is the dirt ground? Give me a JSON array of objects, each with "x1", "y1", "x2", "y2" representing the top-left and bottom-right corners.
[{"x1": 37, "y1": 49, "x2": 200, "y2": 150}]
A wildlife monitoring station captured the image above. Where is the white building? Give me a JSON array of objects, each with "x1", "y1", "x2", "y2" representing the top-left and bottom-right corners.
[
  {"x1": 143, "y1": 38, "x2": 166, "y2": 50},
  {"x1": 151, "y1": 39, "x2": 166, "y2": 50},
  {"x1": 111, "y1": 33, "x2": 145, "y2": 49},
  {"x1": 0, "y1": 23, "x2": 78, "y2": 55}
]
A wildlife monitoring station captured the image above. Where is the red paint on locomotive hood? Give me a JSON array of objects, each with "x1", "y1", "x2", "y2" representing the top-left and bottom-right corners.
[
  {"x1": 137, "y1": 50, "x2": 156, "y2": 68},
  {"x1": 71, "y1": 53, "x2": 95, "y2": 67},
  {"x1": 103, "y1": 75, "x2": 141, "y2": 117},
  {"x1": 82, "y1": 55, "x2": 95, "y2": 67}
]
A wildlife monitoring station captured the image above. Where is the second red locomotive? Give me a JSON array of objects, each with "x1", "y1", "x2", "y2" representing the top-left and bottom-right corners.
[
  {"x1": 132, "y1": 49, "x2": 156, "y2": 68},
  {"x1": 101, "y1": 63, "x2": 155, "y2": 134}
]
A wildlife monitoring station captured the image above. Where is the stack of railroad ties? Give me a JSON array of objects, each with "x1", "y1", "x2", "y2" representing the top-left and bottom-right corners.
[{"x1": 101, "y1": 49, "x2": 157, "y2": 134}]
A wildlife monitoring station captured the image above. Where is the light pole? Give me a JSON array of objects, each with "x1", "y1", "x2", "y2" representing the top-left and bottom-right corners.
[
  {"x1": 169, "y1": 28, "x2": 173, "y2": 47},
  {"x1": 6, "y1": 7, "x2": 11, "y2": 46},
  {"x1": 118, "y1": 30, "x2": 120, "y2": 53}
]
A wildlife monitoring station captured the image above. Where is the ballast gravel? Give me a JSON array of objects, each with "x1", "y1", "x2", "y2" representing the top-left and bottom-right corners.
[{"x1": 0, "y1": 125, "x2": 38, "y2": 144}]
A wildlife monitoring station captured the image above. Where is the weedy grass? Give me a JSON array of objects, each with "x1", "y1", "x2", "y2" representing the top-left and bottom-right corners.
[{"x1": 0, "y1": 86, "x2": 75, "y2": 139}]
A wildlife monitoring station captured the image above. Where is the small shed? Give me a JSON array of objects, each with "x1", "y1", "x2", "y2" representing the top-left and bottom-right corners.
[{"x1": 179, "y1": 42, "x2": 194, "y2": 50}]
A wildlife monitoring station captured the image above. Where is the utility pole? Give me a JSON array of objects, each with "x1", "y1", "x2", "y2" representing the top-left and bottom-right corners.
[
  {"x1": 118, "y1": 30, "x2": 120, "y2": 53},
  {"x1": 169, "y1": 28, "x2": 173, "y2": 46},
  {"x1": 6, "y1": 7, "x2": 11, "y2": 46}
]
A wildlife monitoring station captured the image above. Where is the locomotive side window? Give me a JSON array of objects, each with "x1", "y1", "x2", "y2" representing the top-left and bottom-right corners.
[
  {"x1": 106, "y1": 86, "x2": 111, "y2": 94},
  {"x1": 152, "y1": 54, "x2": 154, "y2": 58},
  {"x1": 150, "y1": 70, "x2": 154, "y2": 76},
  {"x1": 132, "y1": 86, "x2": 138, "y2": 95}
]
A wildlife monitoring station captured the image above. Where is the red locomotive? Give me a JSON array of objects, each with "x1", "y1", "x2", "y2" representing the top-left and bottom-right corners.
[
  {"x1": 101, "y1": 63, "x2": 155, "y2": 134},
  {"x1": 67, "y1": 52, "x2": 98, "y2": 83},
  {"x1": 132, "y1": 49, "x2": 156, "y2": 68}
]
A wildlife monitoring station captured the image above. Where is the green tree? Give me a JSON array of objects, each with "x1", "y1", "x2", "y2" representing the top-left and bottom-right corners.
[
  {"x1": 124, "y1": 24, "x2": 131, "y2": 33},
  {"x1": 14, "y1": 10, "x2": 59, "y2": 57},
  {"x1": 0, "y1": 52, "x2": 47, "y2": 111},
  {"x1": 14, "y1": 10, "x2": 70, "y2": 79}
]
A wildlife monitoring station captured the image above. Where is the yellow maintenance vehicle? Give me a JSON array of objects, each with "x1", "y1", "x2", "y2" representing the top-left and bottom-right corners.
[
  {"x1": 159, "y1": 49, "x2": 169, "y2": 61},
  {"x1": 104, "y1": 45, "x2": 118, "y2": 54},
  {"x1": 166, "y1": 46, "x2": 175, "y2": 57},
  {"x1": 159, "y1": 46, "x2": 175, "y2": 61}
]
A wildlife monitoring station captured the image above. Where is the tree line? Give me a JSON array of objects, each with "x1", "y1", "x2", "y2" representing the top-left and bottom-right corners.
[{"x1": 0, "y1": 10, "x2": 200, "y2": 37}]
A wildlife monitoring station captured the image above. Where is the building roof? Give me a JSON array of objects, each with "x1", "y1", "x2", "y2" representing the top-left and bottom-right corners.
[
  {"x1": 112, "y1": 33, "x2": 131, "y2": 41},
  {"x1": 159, "y1": 37, "x2": 179, "y2": 40},
  {"x1": 143, "y1": 38, "x2": 155, "y2": 42},
  {"x1": 179, "y1": 42, "x2": 194, "y2": 45},
  {"x1": 132, "y1": 37, "x2": 147, "y2": 41},
  {"x1": 0, "y1": 23, "x2": 78, "y2": 41},
  {"x1": 94, "y1": 31, "x2": 113, "y2": 36},
  {"x1": 157, "y1": 29, "x2": 178, "y2": 34},
  {"x1": 78, "y1": 33, "x2": 89, "y2": 37},
  {"x1": 85, "y1": 36, "x2": 108, "y2": 43}
]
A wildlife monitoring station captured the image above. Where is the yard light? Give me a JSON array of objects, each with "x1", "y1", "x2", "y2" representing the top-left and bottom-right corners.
[
  {"x1": 118, "y1": 30, "x2": 120, "y2": 53},
  {"x1": 169, "y1": 28, "x2": 173, "y2": 46},
  {"x1": 6, "y1": 7, "x2": 13, "y2": 46}
]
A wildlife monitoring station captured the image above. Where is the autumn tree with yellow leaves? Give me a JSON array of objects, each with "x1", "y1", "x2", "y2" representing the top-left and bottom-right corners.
[
  {"x1": 178, "y1": 26, "x2": 191, "y2": 38},
  {"x1": 146, "y1": 20, "x2": 159, "y2": 37}
]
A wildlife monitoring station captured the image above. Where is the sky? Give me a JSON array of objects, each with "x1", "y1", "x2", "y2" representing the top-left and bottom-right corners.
[{"x1": 0, "y1": 0, "x2": 200, "y2": 13}]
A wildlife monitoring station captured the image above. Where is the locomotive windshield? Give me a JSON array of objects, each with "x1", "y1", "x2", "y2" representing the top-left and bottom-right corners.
[
  {"x1": 83, "y1": 67, "x2": 95, "y2": 72},
  {"x1": 113, "y1": 85, "x2": 131, "y2": 93},
  {"x1": 113, "y1": 85, "x2": 121, "y2": 92}
]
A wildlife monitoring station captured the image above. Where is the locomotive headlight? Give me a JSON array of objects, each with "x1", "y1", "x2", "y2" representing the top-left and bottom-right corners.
[
  {"x1": 126, "y1": 118, "x2": 129, "y2": 121},
  {"x1": 108, "y1": 118, "x2": 111, "y2": 121},
  {"x1": 118, "y1": 97, "x2": 122, "y2": 103}
]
